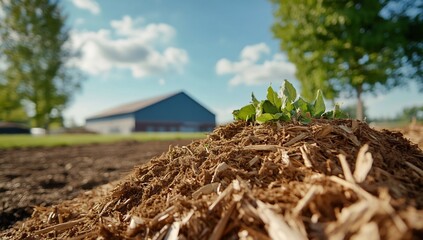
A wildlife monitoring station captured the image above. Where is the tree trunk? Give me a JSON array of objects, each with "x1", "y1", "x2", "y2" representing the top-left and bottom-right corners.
[{"x1": 356, "y1": 84, "x2": 364, "y2": 121}]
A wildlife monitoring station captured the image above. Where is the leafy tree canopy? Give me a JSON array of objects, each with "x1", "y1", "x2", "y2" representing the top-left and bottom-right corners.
[
  {"x1": 0, "y1": 0, "x2": 83, "y2": 129},
  {"x1": 271, "y1": 0, "x2": 423, "y2": 120}
]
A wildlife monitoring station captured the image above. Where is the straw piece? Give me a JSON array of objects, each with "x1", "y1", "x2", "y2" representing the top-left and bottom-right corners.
[
  {"x1": 192, "y1": 182, "x2": 220, "y2": 199},
  {"x1": 338, "y1": 154, "x2": 355, "y2": 183},
  {"x1": 329, "y1": 176, "x2": 373, "y2": 200},
  {"x1": 240, "y1": 225, "x2": 272, "y2": 240},
  {"x1": 151, "y1": 206, "x2": 175, "y2": 226},
  {"x1": 284, "y1": 133, "x2": 308, "y2": 147},
  {"x1": 243, "y1": 145, "x2": 279, "y2": 151},
  {"x1": 152, "y1": 224, "x2": 169, "y2": 240},
  {"x1": 211, "y1": 162, "x2": 229, "y2": 182},
  {"x1": 300, "y1": 145, "x2": 312, "y2": 168},
  {"x1": 127, "y1": 216, "x2": 144, "y2": 237},
  {"x1": 326, "y1": 200, "x2": 378, "y2": 240},
  {"x1": 209, "y1": 202, "x2": 236, "y2": 240},
  {"x1": 404, "y1": 161, "x2": 423, "y2": 177},
  {"x1": 350, "y1": 222, "x2": 380, "y2": 240},
  {"x1": 316, "y1": 125, "x2": 332, "y2": 138},
  {"x1": 256, "y1": 200, "x2": 306, "y2": 240},
  {"x1": 209, "y1": 184, "x2": 234, "y2": 211},
  {"x1": 165, "y1": 221, "x2": 180, "y2": 240},
  {"x1": 248, "y1": 155, "x2": 260, "y2": 167},
  {"x1": 34, "y1": 218, "x2": 85, "y2": 235},
  {"x1": 293, "y1": 185, "x2": 323, "y2": 216},
  {"x1": 354, "y1": 144, "x2": 374, "y2": 183}
]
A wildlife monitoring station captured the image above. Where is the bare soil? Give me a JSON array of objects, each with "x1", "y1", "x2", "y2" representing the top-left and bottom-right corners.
[{"x1": 0, "y1": 139, "x2": 193, "y2": 230}]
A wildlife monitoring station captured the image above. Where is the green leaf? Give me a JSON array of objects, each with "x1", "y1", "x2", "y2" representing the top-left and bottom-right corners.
[
  {"x1": 233, "y1": 104, "x2": 255, "y2": 121},
  {"x1": 256, "y1": 113, "x2": 275, "y2": 124},
  {"x1": 262, "y1": 100, "x2": 279, "y2": 114},
  {"x1": 282, "y1": 99, "x2": 294, "y2": 112},
  {"x1": 312, "y1": 90, "x2": 326, "y2": 117},
  {"x1": 281, "y1": 80, "x2": 297, "y2": 102},
  {"x1": 266, "y1": 86, "x2": 282, "y2": 109},
  {"x1": 274, "y1": 112, "x2": 290, "y2": 121},
  {"x1": 294, "y1": 97, "x2": 309, "y2": 114},
  {"x1": 251, "y1": 93, "x2": 259, "y2": 108},
  {"x1": 333, "y1": 103, "x2": 348, "y2": 118},
  {"x1": 321, "y1": 110, "x2": 334, "y2": 119}
]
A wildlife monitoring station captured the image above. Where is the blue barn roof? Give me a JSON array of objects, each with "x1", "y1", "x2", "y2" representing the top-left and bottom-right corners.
[{"x1": 86, "y1": 91, "x2": 214, "y2": 121}]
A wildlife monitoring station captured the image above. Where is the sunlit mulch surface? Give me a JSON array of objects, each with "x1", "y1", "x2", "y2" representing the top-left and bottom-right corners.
[
  {"x1": 2, "y1": 119, "x2": 423, "y2": 239},
  {"x1": 400, "y1": 123, "x2": 423, "y2": 149}
]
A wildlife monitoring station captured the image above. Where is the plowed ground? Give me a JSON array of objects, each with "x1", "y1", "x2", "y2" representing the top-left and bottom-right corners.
[{"x1": 0, "y1": 140, "x2": 192, "y2": 230}]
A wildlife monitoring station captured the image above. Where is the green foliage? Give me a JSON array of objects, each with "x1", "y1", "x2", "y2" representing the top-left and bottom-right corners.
[
  {"x1": 0, "y1": 0, "x2": 83, "y2": 129},
  {"x1": 0, "y1": 132, "x2": 206, "y2": 149},
  {"x1": 233, "y1": 80, "x2": 345, "y2": 124},
  {"x1": 271, "y1": 0, "x2": 423, "y2": 119},
  {"x1": 400, "y1": 105, "x2": 423, "y2": 121}
]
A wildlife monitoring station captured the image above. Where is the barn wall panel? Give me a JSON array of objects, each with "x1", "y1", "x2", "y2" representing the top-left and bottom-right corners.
[{"x1": 86, "y1": 114, "x2": 134, "y2": 134}]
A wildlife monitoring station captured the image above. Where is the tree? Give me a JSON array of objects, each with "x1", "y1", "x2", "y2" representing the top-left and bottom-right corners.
[
  {"x1": 0, "y1": 0, "x2": 82, "y2": 130},
  {"x1": 271, "y1": 0, "x2": 423, "y2": 120}
]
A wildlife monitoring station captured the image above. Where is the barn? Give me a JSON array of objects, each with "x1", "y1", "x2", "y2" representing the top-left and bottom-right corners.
[{"x1": 85, "y1": 91, "x2": 216, "y2": 134}]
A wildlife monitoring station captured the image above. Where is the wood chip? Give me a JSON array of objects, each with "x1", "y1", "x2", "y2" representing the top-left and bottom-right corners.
[
  {"x1": 243, "y1": 145, "x2": 279, "y2": 151},
  {"x1": 284, "y1": 133, "x2": 308, "y2": 147},
  {"x1": 209, "y1": 184, "x2": 234, "y2": 211},
  {"x1": 34, "y1": 218, "x2": 85, "y2": 235},
  {"x1": 293, "y1": 185, "x2": 323, "y2": 216},
  {"x1": 404, "y1": 161, "x2": 423, "y2": 177},
  {"x1": 300, "y1": 145, "x2": 312, "y2": 168},
  {"x1": 350, "y1": 222, "x2": 380, "y2": 240},
  {"x1": 248, "y1": 155, "x2": 260, "y2": 167},
  {"x1": 209, "y1": 202, "x2": 236, "y2": 240},
  {"x1": 211, "y1": 162, "x2": 229, "y2": 182},
  {"x1": 354, "y1": 144, "x2": 374, "y2": 183},
  {"x1": 338, "y1": 154, "x2": 355, "y2": 183},
  {"x1": 165, "y1": 221, "x2": 180, "y2": 240},
  {"x1": 192, "y1": 182, "x2": 220, "y2": 199},
  {"x1": 326, "y1": 200, "x2": 378, "y2": 240},
  {"x1": 256, "y1": 200, "x2": 306, "y2": 240}
]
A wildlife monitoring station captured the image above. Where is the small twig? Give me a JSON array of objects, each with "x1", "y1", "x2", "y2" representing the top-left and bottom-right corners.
[
  {"x1": 293, "y1": 185, "x2": 323, "y2": 216},
  {"x1": 182, "y1": 146, "x2": 194, "y2": 156},
  {"x1": 404, "y1": 161, "x2": 423, "y2": 177},
  {"x1": 34, "y1": 218, "x2": 85, "y2": 235},
  {"x1": 300, "y1": 145, "x2": 312, "y2": 168},
  {"x1": 284, "y1": 133, "x2": 308, "y2": 147},
  {"x1": 209, "y1": 202, "x2": 236, "y2": 240},
  {"x1": 243, "y1": 145, "x2": 279, "y2": 151},
  {"x1": 329, "y1": 176, "x2": 373, "y2": 200},
  {"x1": 338, "y1": 154, "x2": 355, "y2": 183}
]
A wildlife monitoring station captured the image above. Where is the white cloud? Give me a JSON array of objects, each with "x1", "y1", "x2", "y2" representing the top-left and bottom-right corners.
[
  {"x1": 69, "y1": 16, "x2": 188, "y2": 78},
  {"x1": 240, "y1": 43, "x2": 270, "y2": 62},
  {"x1": 158, "y1": 78, "x2": 166, "y2": 85},
  {"x1": 72, "y1": 0, "x2": 100, "y2": 15},
  {"x1": 74, "y1": 18, "x2": 85, "y2": 25},
  {"x1": 213, "y1": 106, "x2": 237, "y2": 124},
  {"x1": 216, "y1": 43, "x2": 296, "y2": 86}
]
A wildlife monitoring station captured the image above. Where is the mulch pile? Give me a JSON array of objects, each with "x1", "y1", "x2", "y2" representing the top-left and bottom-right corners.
[{"x1": 2, "y1": 119, "x2": 423, "y2": 239}]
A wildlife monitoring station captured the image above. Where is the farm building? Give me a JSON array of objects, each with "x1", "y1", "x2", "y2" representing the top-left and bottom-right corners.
[{"x1": 85, "y1": 91, "x2": 215, "y2": 134}]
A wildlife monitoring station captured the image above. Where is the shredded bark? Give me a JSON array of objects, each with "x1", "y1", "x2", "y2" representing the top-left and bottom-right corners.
[{"x1": 2, "y1": 119, "x2": 423, "y2": 239}]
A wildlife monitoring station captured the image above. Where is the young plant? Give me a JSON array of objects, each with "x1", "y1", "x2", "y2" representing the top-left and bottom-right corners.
[{"x1": 233, "y1": 80, "x2": 345, "y2": 124}]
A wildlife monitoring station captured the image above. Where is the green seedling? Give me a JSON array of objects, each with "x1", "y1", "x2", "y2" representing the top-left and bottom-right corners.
[{"x1": 233, "y1": 80, "x2": 346, "y2": 124}]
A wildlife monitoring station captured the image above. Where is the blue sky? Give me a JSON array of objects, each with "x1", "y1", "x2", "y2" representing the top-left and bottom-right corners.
[{"x1": 62, "y1": 0, "x2": 422, "y2": 125}]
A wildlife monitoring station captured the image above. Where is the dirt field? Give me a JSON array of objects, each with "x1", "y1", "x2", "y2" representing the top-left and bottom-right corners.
[{"x1": 0, "y1": 139, "x2": 193, "y2": 230}]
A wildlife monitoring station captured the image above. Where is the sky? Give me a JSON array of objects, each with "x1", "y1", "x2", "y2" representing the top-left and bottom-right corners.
[{"x1": 62, "y1": 0, "x2": 422, "y2": 126}]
